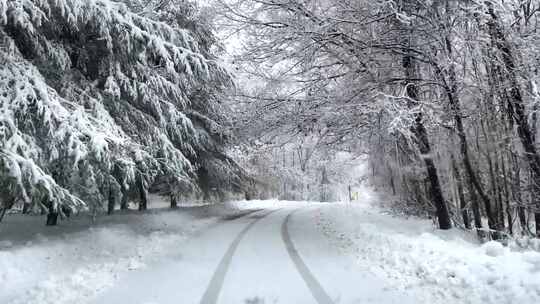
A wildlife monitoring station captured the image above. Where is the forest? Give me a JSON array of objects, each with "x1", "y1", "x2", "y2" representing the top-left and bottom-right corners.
[
  {"x1": 217, "y1": 0, "x2": 540, "y2": 240},
  {"x1": 2, "y1": 1, "x2": 540, "y2": 303},
  {"x1": 1, "y1": 0, "x2": 540, "y2": 239}
]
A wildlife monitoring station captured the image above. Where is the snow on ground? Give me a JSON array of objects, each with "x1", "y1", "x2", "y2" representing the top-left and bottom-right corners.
[
  {"x1": 0, "y1": 200, "x2": 254, "y2": 304},
  {"x1": 316, "y1": 185, "x2": 540, "y2": 304},
  {"x1": 3, "y1": 190, "x2": 540, "y2": 304},
  {"x1": 231, "y1": 199, "x2": 309, "y2": 209}
]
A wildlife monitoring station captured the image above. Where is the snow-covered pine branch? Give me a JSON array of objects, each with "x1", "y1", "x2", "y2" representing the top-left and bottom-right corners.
[{"x1": 0, "y1": 0, "x2": 235, "y2": 218}]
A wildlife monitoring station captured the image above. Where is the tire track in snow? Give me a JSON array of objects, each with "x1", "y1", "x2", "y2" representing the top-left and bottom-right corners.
[
  {"x1": 281, "y1": 209, "x2": 335, "y2": 304},
  {"x1": 199, "y1": 209, "x2": 280, "y2": 304}
]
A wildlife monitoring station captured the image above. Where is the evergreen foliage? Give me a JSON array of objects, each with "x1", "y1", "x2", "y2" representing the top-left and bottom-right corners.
[{"x1": 0, "y1": 0, "x2": 239, "y2": 216}]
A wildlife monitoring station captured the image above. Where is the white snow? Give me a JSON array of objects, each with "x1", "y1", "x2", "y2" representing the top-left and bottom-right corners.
[
  {"x1": 3, "y1": 192, "x2": 540, "y2": 304},
  {"x1": 482, "y1": 241, "x2": 505, "y2": 257},
  {"x1": 0, "y1": 202, "x2": 249, "y2": 304},
  {"x1": 230, "y1": 199, "x2": 309, "y2": 210},
  {"x1": 316, "y1": 186, "x2": 540, "y2": 304}
]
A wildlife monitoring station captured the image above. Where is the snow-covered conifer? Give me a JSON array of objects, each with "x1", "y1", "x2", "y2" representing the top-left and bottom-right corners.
[{"x1": 0, "y1": 0, "x2": 238, "y2": 219}]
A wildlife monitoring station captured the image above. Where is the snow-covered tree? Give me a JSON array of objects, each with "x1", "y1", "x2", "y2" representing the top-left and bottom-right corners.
[
  {"x1": 215, "y1": 0, "x2": 540, "y2": 237},
  {"x1": 0, "y1": 0, "x2": 240, "y2": 221}
]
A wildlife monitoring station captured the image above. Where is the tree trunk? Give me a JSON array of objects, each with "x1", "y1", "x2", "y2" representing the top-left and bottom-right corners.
[
  {"x1": 514, "y1": 167, "x2": 527, "y2": 235},
  {"x1": 0, "y1": 207, "x2": 7, "y2": 224},
  {"x1": 479, "y1": 120, "x2": 499, "y2": 239},
  {"x1": 493, "y1": 149, "x2": 506, "y2": 234},
  {"x1": 0, "y1": 198, "x2": 15, "y2": 223},
  {"x1": 509, "y1": 141, "x2": 527, "y2": 235},
  {"x1": 388, "y1": 167, "x2": 396, "y2": 196},
  {"x1": 170, "y1": 194, "x2": 178, "y2": 209},
  {"x1": 22, "y1": 203, "x2": 31, "y2": 214},
  {"x1": 452, "y1": 157, "x2": 470, "y2": 229},
  {"x1": 120, "y1": 183, "x2": 129, "y2": 210},
  {"x1": 469, "y1": 186, "x2": 484, "y2": 238},
  {"x1": 138, "y1": 174, "x2": 147, "y2": 211},
  {"x1": 402, "y1": 52, "x2": 451, "y2": 230},
  {"x1": 487, "y1": 5, "x2": 540, "y2": 236},
  {"x1": 46, "y1": 202, "x2": 58, "y2": 226},
  {"x1": 501, "y1": 154, "x2": 513, "y2": 235},
  {"x1": 107, "y1": 185, "x2": 115, "y2": 215},
  {"x1": 434, "y1": 31, "x2": 491, "y2": 233}
]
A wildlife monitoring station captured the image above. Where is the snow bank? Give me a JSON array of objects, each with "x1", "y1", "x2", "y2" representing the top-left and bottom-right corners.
[
  {"x1": 317, "y1": 197, "x2": 540, "y2": 304},
  {"x1": 0, "y1": 203, "x2": 244, "y2": 304}
]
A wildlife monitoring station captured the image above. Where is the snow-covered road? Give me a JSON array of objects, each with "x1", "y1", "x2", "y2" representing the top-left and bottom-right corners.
[
  {"x1": 91, "y1": 205, "x2": 413, "y2": 304},
  {"x1": 4, "y1": 197, "x2": 540, "y2": 304}
]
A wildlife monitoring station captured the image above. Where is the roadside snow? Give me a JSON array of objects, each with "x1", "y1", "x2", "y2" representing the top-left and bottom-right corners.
[
  {"x1": 0, "y1": 202, "x2": 248, "y2": 304},
  {"x1": 317, "y1": 187, "x2": 540, "y2": 304}
]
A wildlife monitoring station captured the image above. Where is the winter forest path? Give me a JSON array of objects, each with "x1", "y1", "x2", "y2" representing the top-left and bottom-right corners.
[{"x1": 92, "y1": 205, "x2": 415, "y2": 304}]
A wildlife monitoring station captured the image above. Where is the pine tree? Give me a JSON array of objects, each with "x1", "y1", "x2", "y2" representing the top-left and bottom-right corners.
[{"x1": 0, "y1": 0, "x2": 240, "y2": 221}]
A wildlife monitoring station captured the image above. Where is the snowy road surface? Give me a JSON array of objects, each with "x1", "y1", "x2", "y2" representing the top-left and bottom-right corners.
[
  {"x1": 91, "y1": 206, "x2": 413, "y2": 304},
  {"x1": 4, "y1": 197, "x2": 539, "y2": 304}
]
